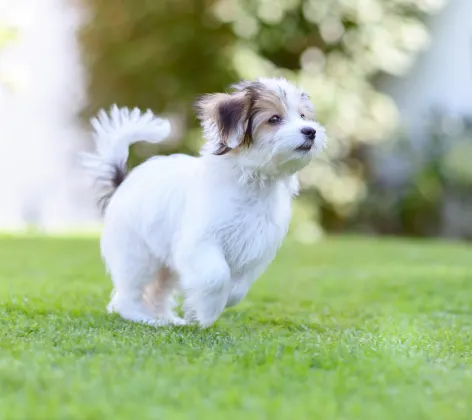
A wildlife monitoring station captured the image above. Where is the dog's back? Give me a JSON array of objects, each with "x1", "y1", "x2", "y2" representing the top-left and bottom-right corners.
[{"x1": 101, "y1": 153, "x2": 198, "y2": 268}]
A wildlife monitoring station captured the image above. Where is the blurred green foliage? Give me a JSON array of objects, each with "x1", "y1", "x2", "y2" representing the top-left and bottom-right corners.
[
  {"x1": 78, "y1": 0, "x2": 445, "y2": 235},
  {"x1": 78, "y1": 0, "x2": 238, "y2": 160},
  {"x1": 356, "y1": 110, "x2": 472, "y2": 239}
]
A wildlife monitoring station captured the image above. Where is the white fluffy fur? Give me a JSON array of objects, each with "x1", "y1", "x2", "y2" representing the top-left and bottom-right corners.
[{"x1": 82, "y1": 78, "x2": 326, "y2": 327}]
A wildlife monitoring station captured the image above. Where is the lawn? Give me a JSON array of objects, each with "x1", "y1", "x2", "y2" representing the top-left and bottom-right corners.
[{"x1": 1, "y1": 235, "x2": 471, "y2": 419}]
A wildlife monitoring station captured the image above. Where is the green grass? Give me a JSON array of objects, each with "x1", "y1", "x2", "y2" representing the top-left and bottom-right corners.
[{"x1": 1, "y1": 235, "x2": 472, "y2": 419}]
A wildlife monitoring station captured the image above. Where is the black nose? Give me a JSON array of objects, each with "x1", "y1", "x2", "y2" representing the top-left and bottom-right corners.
[{"x1": 301, "y1": 127, "x2": 316, "y2": 140}]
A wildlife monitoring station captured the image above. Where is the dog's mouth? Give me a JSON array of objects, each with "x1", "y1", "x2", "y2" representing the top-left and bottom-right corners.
[{"x1": 295, "y1": 141, "x2": 313, "y2": 152}]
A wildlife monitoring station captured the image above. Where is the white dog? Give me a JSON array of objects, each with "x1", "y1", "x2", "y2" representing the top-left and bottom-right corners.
[{"x1": 81, "y1": 77, "x2": 326, "y2": 327}]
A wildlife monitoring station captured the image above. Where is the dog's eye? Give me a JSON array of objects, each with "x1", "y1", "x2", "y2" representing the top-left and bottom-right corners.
[
  {"x1": 300, "y1": 114, "x2": 306, "y2": 120},
  {"x1": 268, "y1": 115, "x2": 281, "y2": 124}
]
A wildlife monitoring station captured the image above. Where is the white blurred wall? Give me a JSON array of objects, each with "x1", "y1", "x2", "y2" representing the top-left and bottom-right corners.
[
  {"x1": 0, "y1": 0, "x2": 99, "y2": 231},
  {"x1": 378, "y1": 0, "x2": 472, "y2": 237},
  {"x1": 384, "y1": 0, "x2": 472, "y2": 142}
]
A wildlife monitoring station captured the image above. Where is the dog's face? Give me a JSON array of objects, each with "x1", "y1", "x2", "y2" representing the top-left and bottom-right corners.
[{"x1": 196, "y1": 77, "x2": 326, "y2": 177}]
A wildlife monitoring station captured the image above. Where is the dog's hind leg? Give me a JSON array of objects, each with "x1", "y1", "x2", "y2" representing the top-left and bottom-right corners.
[
  {"x1": 104, "y1": 231, "x2": 182, "y2": 326},
  {"x1": 107, "y1": 262, "x2": 160, "y2": 325},
  {"x1": 143, "y1": 267, "x2": 186, "y2": 325}
]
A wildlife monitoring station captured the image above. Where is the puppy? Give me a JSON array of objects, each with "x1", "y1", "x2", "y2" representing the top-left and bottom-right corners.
[{"x1": 81, "y1": 77, "x2": 326, "y2": 327}]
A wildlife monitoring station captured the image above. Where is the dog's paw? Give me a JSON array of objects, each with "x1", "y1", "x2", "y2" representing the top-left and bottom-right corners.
[
  {"x1": 197, "y1": 319, "x2": 218, "y2": 329},
  {"x1": 168, "y1": 317, "x2": 188, "y2": 326}
]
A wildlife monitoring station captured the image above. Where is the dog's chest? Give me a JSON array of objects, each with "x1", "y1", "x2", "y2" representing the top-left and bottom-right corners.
[{"x1": 219, "y1": 188, "x2": 292, "y2": 273}]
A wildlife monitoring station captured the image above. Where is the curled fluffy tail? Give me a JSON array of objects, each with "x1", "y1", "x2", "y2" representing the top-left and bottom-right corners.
[{"x1": 80, "y1": 105, "x2": 171, "y2": 212}]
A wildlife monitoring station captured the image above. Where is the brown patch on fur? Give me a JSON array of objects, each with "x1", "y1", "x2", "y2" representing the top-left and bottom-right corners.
[
  {"x1": 143, "y1": 267, "x2": 176, "y2": 317},
  {"x1": 232, "y1": 81, "x2": 288, "y2": 139},
  {"x1": 251, "y1": 91, "x2": 286, "y2": 128},
  {"x1": 195, "y1": 81, "x2": 291, "y2": 155},
  {"x1": 195, "y1": 91, "x2": 252, "y2": 154}
]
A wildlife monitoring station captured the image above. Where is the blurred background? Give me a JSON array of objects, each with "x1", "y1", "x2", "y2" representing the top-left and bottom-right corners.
[{"x1": 1, "y1": 0, "x2": 471, "y2": 241}]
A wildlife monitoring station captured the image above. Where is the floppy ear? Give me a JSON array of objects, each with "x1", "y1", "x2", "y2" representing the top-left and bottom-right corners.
[{"x1": 195, "y1": 92, "x2": 250, "y2": 155}]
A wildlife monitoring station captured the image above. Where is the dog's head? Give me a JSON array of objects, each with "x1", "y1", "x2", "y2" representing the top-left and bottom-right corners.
[{"x1": 196, "y1": 77, "x2": 326, "y2": 177}]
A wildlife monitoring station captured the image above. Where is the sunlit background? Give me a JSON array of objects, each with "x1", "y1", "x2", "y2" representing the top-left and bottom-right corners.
[{"x1": 1, "y1": 0, "x2": 471, "y2": 240}]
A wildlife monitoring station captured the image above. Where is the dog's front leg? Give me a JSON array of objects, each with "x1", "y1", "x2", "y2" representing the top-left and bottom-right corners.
[
  {"x1": 177, "y1": 243, "x2": 231, "y2": 328},
  {"x1": 225, "y1": 280, "x2": 249, "y2": 308},
  {"x1": 226, "y1": 265, "x2": 267, "y2": 308}
]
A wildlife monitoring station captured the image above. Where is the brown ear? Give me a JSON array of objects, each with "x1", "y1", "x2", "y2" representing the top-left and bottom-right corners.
[{"x1": 195, "y1": 92, "x2": 250, "y2": 155}]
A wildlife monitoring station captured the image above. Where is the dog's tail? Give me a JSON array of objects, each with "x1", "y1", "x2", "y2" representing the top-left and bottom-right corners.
[{"x1": 80, "y1": 105, "x2": 171, "y2": 212}]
